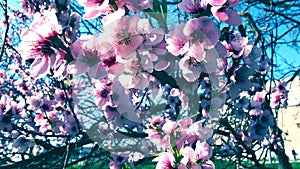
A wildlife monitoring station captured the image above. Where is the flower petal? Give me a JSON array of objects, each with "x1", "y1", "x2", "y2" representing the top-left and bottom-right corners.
[{"x1": 30, "y1": 56, "x2": 50, "y2": 79}]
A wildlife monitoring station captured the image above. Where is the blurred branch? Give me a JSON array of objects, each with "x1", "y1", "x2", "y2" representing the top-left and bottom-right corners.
[
  {"x1": 0, "y1": 0, "x2": 9, "y2": 62},
  {"x1": 0, "y1": 133, "x2": 93, "y2": 169},
  {"x1": 264, "y1": 8, "x2": 300, "y2": 25},
  {"x1": 240, "y1": 12, "x2": 262, "y2": 45},
  {"x1": 287, "y1": 67, "x2": 300, "y2": 83}
]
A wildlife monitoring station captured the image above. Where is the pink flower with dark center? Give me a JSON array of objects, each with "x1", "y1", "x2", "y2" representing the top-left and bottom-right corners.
[
  {"x1": 27, "y1": 95, "x2": 42, "y2": 111},
  {"x1": 68, "y1": 36, "x2": 108, "y2": 79},
  {"x1": 251, "y1": 90, "x2": 267, "y2": 107},
  {"x1": 94, "y1": 79, "x2": 112, "y2": 109},
  {"x1": 153, "y1": 152, "x2": 176, "y2": 169},
  {"x1": 180, "y1": 141, "x2": 213, "y2": 168},
  {"x1": 18, "y1": 9, "x2": 65, "y2": 79},
  {"x1": 64, "y1": 120, "x2": 79, "y2": 136},
  {"x1": 39, "y1": 98, "x2": 54, "y2": 112},
  {"x1": 166, "y1": 24, "x2": 190, "y2": 56},
  {"x1": 10, "y1": 101, "x2": 26, "y2": 118}
]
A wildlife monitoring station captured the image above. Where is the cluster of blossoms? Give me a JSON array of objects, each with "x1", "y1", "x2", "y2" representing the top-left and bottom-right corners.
[
  {"x1": 18, "y1": 2, "x2": 79, "y2": 79},
  {"x1": 207, "y1": 28, "x2": 291, "y2": 160},
  {"x1": 146, "y1": 116, "x2": 214, "y2": 169},
  {"x1": 179, "y1": 0, "x2": 242, "y2": 26},
  {"x1": 0, "y1": 0, "x2": 84, "y2": 163},
  {"x1": 36, "y1": 0, "x2": 263, "y2": 168},
  {"x1": 0, "y1": 68, "x2": 82, "y2": 162},
  {"x1": 0, "y1": 0, "x2": 291, "y2": 168}
]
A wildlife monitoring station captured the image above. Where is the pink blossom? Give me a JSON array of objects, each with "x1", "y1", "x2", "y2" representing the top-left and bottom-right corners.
[
  {"x1": 18, "y1": 9, "x2": 65, "y2": 79},
  {"x1": 181, "y1": 146, "x2": 196, "y2": 165},
  {"x1": 180, "y1": 141, "x2": 213, "y2": 168},
  {"x1": 178, "y1": 57, "x2": 201, "y2": 82},
  {"x1": 206, "y1": 0, "x2": 227, "y2": 6},
  {"x1": 118, "y1": 0, "x2": 153, "y2": 12},
  {"x1": 145, "y1": 128, "x2": 162, "y2": 145},
  {"x1": 0, "y1": 95, "x2": 11, "y2": 114},
  {"x1": 229, "y1": 66, "x2": 254, "y2": 98},
  {"x1": 102, "y1": 9, "x2": 126, "y2": 26},
  {"x1": 10, "y1": 101, "x2": 26, "y2": 118},
  {"x1": 211, "y1": 7, "x2": 242, "y2": 26},
  {"x1": 78, "y1": 0, "x2": 112, "y2": 19},
  {"x1": 69, "y1": 36, "x2": 108, "y2": 79},
  {"x1": 94, "y1": 81, "x2": 112, "y2": 109},
  {"x1": 109, "y1": 161, "x2": 119, "y2": 169},
  {"x1": 162, "y1": 119, "x2": 177, "y2": 135},
  {"x1": 27, "y1": 95, "x2": 42, "y2": 111},
  {"x1": 248, "y1": 122, "x2": 268, "y2": 141},
  {"x1": 249, "y1": 108, "x2": 263, "y2": 116},
  {"x1": 102, "y1": 15, "x2": 147, "y2": 60},
  {"x1": 54, "y1": 90, "x2": 67, "y2": 106},
  {"x1": 64, "y1": 120, "x2": 79, "y2": 136},
  {"x1": 178, "y1": 117, "x2": 193, "y2": 129},
  {"x1": 201, "y1": 160, "x2": 215, "y2": 169},
  {"x1": 178, "y1": 0, "x2": 205, "y2": 13},
  {"x1": 166, "y1": 24, "x2": 190, "y2": 56},
  {"x1": 153, "y1": 152, "x2": 176, "y2": 169},
  {"x1": 116, "y1": 54, "x2": 150, "y2": 90},
  {"x1": 251, "y1": 90, "x2": 267, "y2": 107},
  {"x1": 183, "y1": 17, "x2": 220, "y2": 48},
  {"x1": 194, "y1": 141, "x2": 212, "y2": 160},
  {"x1": 259, "y1": 110, "x2": 274, "y2": 128}
]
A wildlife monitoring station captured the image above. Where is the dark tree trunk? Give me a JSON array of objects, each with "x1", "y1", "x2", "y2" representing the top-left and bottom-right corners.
[{"x1": 275, "y1": 147, "x2": 293, "y2": 169}]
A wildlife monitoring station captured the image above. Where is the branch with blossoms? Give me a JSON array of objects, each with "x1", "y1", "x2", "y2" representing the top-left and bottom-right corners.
[{"x1": 0, "y1": 0, "x2": 297, "y2": 169}]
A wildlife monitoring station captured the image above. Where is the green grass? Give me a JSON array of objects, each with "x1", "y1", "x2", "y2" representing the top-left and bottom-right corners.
[
  {"x1": 214, "y1": 160, "x2": 300, "y2": 169},
  {"x1": 67, "y1": 160, "x2": 300, "y2": 169},
  {"x1": 265, "y1": 162, "x2": 300, "y2": 169}
]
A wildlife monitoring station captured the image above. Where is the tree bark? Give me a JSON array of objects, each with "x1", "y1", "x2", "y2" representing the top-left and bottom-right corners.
[{"x1": 275, "y1": 147, "x2": 293, "y2": 169}]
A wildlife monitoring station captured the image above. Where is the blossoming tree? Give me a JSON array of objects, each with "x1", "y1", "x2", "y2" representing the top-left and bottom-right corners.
[{"x1": 0, "y1": 0, "x2": 299, "y2": 169}]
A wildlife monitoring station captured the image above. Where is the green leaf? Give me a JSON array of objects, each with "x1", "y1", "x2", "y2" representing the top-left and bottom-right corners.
[
  {"x1": 144, "y1": 9, "x2": 162, "y2": 21},
  {"x1": 162, "y1": 0, "x2": 167, "y2": 14},
  {"x1": 153, "y1": 0, "x2": 160, "y2": 12},
  {"x1": 170, "y1": 134, "x2": 179, "y2": 158},
  {"x1": 123, "y1": 163, "x2": 132, "y2": 169}
]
